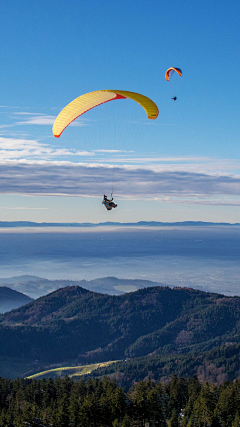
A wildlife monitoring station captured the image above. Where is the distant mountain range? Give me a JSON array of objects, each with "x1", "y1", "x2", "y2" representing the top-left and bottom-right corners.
[
  {"x1": 1, "y1": 284, "x2": 240, "y2": 380},
  {"x1": 0, "y1": 287, "x2": 33, "y2": 313},
  {"x1": 0, "y1": 275, "x2": 168, "y2": 299},
  {"x1": 0, "y1": 220, "x2": 239, "y2": 227}
]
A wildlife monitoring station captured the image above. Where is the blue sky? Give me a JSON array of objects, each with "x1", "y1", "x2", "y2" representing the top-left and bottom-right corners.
[{"x1": 0, "y1": 0, "x2": 240, "y2": 223}]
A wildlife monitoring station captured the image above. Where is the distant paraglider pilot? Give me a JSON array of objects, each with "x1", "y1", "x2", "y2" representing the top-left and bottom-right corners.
[
  {"x1": 102, "y1": 194, "x2": 117, "y2": 211},
  {"x1": 165, "y1": 67, "x2": 182, "y2": 103}
]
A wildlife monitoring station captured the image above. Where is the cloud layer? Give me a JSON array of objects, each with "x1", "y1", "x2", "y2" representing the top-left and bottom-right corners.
[
  {"x1": 0, "y1": 162, "x2": 239, "y2": 205},
  {"x1": 0, "y1": 109, "x2": 239, "y2": 206}
]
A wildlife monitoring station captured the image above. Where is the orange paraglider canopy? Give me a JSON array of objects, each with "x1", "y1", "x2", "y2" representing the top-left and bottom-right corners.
[{"x1": 165, "y1": 67, "x2": 182, "y2": 81}]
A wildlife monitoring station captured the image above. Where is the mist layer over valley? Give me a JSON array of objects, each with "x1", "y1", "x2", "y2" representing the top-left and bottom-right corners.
[{"x1": 0, "y1": 224, "x2": 240, "y2": 296}]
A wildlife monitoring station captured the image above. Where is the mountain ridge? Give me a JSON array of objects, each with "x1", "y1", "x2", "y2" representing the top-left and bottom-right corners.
[
  {"x1": 0, "y1": 220, "x2": 239, "y2": 227},
  {"x1": 0, "y1": 287, "x2": 33, "y2": 313},
  {"x1": 0, "y1": 276, "x2": 168, "y2": 299},
  {"x1": 1, "y1": 284, "x2": 240, "y2": 379}
]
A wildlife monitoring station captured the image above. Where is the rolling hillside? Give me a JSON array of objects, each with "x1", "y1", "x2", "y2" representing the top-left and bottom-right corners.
[
  {"x1": 0, "y1": 286, "x2": 33, "y2": 313},
  {"x1": 1, "y1": 284, "x2": 240, "y2": 378}
]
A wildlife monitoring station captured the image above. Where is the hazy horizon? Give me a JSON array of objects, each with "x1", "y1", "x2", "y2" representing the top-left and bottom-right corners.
[{"x1": 0, "y1": 225, "x2": 239, "y2": 297}]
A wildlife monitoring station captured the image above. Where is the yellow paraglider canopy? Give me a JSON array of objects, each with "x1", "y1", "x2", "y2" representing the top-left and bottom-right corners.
[{"x1": 53, "y1": 90, "x2": 159, "y2": 138}]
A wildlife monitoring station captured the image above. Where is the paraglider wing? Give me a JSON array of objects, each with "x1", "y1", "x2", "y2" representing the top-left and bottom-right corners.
[
  {"x1": 165, "y1": 67, "x2": 182, "y2": 82},
  {"x1": 52, "y1": 90, "x2": 159, "y2": 138}
]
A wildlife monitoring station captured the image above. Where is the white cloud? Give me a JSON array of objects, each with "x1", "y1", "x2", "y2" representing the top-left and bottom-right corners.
[
  {"x1": 0, "y1": 136, "x2": 94, "y2": 160},
  {"x1": 0, "y1": 124, "x2": 13, "y2": 129},
  {"x1": 95, "y1": 149, "x2": 134, "y2": 153},
  {"x1": 16, "y1": 115, "x2": 56, "y2": 126},
  {"x1": 13, "y1": 112, "x2": 88, "y2": 127},
  {"x1": 14, "y1": 112, "x2": 46, "y2": 115}
]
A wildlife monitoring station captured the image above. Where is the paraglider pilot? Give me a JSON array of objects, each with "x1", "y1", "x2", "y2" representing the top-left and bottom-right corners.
[{"x1": 102, "y1": 194, "x2": 117, "y2": 211}]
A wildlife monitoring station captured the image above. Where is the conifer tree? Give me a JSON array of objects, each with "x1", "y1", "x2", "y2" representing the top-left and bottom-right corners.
[
  {"x1": 218, "y1": 383, "x2": 236, "y2": 426},
  {"x1": 147, "y1": 385, "x2": 167, "y2": 426},
  {"x1": 211, "y1": 408, "x2": 221, "y2": 427},
  {"x1": 169, "y1": 407, "x2": 179, "y2": 427},
  {"x1": 129, "y1": 379, "x2": 153, "y2": 427},
  {"x1": 122, "y1": 414, "x2": 131, "y2": 427},
  {"x1": 56, "y1": 392, "x2": 70, "y2": 427},
  {"x1": 232, "y1": 411, "x2": 240, "y2": 427},
  {"x1": 189, "y1": 383, "x2": 217, "y2": 426}
]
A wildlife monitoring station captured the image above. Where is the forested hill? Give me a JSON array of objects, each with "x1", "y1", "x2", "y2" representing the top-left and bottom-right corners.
[
  {"x1": 0, "y1": 286, "x2": 33, "y2": 313},
  {"x1": 1, "y1": 285, "x2": 240, "y2": 378}
]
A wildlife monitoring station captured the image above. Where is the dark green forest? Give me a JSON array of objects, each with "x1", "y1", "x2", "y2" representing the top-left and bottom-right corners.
[
  {"x1": 2, "y1": 285, "x2": 240, "y2": 426},
  {"x1": 2, "y1": 285, "x2": 240, "y2": 379},
  {"x1": 1, "y1": 374, "x2": 240, "y2": 426},
  {"x1": 86, "y1": 342, "x2": 240, "y2": 390}
]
